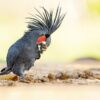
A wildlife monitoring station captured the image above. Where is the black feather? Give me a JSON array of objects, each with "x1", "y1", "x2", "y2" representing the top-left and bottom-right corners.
[{"x1": 27, "y1": 6, "x2": 65, "y2": 35}]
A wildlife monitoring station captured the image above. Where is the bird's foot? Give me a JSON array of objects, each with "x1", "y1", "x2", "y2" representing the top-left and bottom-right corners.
[{"x1": 19, "y1": 76, "x2": 30, "y2": 83}]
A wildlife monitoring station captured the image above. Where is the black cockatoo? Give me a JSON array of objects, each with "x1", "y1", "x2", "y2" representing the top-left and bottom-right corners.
[{"x1": 0, "y1": 6, "x2": 65, "y2": 80}]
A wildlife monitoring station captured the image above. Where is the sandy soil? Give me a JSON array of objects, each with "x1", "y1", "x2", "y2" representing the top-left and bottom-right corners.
[
  {"x1": 0, "y1": 61, "x2": 100, "y2": 100},
  {"x1": 1, "y1": 84, "x2": 100, "y2": 100}
]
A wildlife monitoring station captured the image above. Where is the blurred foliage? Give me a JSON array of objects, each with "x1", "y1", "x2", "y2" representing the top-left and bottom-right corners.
[{"x1": 87, "y1": 0, "x2": 100, "y2": 15}]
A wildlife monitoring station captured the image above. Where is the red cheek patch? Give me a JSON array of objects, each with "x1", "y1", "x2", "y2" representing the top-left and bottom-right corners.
[{"x1": 37, "y1": 35, "x2": 46, "y2": 43}]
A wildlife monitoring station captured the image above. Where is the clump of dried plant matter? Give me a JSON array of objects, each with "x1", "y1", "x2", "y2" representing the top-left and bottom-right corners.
[
  {"x1": 0, "y1": 68, "x2": 100, "y2": 86},
  {"x1": 24, "y1": 68, "x2": 100, "y2": 84}
]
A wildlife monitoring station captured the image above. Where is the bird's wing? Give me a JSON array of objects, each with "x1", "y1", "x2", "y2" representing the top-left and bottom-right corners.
[{"x1": 6, "y1": 46, "x2": 20, "y2": 67}]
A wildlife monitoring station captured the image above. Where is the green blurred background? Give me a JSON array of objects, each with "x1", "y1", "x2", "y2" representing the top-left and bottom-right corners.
[{"x1": 0, "y1": 0, "x2": 100, "y2": 64}]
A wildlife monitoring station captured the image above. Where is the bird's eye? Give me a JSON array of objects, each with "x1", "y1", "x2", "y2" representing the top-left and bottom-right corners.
[{"x1": 36, "y1": 35, "x2": 46, "y2": 44}]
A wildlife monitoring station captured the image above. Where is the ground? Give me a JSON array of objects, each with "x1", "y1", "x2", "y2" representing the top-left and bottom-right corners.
[{"x1": 0, "y1": 61, "x2": 100, "y2": 100}]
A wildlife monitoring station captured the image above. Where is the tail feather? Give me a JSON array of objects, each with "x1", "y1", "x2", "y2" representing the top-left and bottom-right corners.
[{"x1": 0, "y1": 67, "x2": 11, "y2": 75}]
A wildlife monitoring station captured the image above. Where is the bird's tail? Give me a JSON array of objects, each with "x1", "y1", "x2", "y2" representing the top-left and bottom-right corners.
[{"x1": 0, "y1": 67, "x2": 11, "y2": 75}]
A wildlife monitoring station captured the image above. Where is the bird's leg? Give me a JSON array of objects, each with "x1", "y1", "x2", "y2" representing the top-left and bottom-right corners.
[{"x1": 12, "y1": 65, "x2": 30, "y2": 83}]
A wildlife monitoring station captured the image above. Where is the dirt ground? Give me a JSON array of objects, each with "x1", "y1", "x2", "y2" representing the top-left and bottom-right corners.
[{"x1": 0, "y1": 61, "x2": 100, "y2": 100}]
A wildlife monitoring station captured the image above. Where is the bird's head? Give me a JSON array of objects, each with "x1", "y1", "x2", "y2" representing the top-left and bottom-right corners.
[
  {"x1": 36, "y1": 34, "x2": 51, "y2": 52},
  {"x1": 27, "y1": 6, "x2": 65, "y2": 53}
]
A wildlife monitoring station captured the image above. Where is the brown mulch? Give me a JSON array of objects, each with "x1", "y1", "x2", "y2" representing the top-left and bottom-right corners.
[{"x1": 0, "y1": 68, "x2": 100, "y2": 86}]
